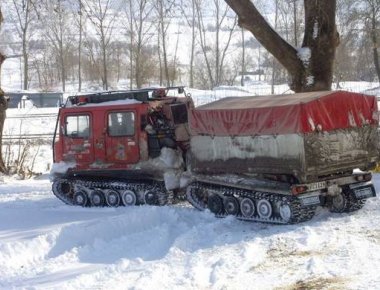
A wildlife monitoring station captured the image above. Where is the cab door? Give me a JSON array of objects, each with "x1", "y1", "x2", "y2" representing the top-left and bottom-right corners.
[
  {"x1": 105, "y1": 110, "x2": 140, "y2": 165},
  {"x1": 62, "y1": 113, "x2": 94, "y2": 166}
]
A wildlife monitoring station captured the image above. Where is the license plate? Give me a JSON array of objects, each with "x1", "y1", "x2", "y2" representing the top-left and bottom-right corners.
[
  {"x1": 307, "y1": 181, "x2": 326, "y2": 191},
  {"x1": 353, "y1": 186, "x2": 375, "y2": 199},
  {"x1": 300, "y1": 195, "x2": 321, "y2": 206}
]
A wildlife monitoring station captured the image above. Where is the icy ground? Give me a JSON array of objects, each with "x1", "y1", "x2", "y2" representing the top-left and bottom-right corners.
[{"x1": 0, "y1": 176, "x2": 380, "y2": 289}]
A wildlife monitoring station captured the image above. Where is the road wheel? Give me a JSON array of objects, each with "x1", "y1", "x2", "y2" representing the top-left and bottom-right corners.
[
  {"x1": 240, "y1": 198, "x2": 255, "y2": 218},
  {"x1": 55, "y1": 180, "x2": 72, "y2": 196},
  {"x1": 208, "y1": 194, "x2": 224, "y2": 215},
  {"x1": 122, "y1": 190, "x2": 137, "y2": 206},
  {"x1": 224, "y1": 196, "x2": 240, "y2": 216},
  {"x1": 106, "y1": 190, "x2": 121, "y2": 207},
  {"x1": 90, "y1": 190, "x2": 105, "y2": 207},
  {"x1": 144, "y1": 190, "x2": 159, "y2": 205},
  {"x1": 278, "y1": 202, "x2": 292, "y2": 223},
  {"x1": 73, "y1": 190, "x2": 89, "y2": 207},
  {"x1": 257, "y1": 199, "x2": 272, "y2": 219}
]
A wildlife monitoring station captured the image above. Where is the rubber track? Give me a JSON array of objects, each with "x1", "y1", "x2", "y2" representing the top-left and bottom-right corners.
[
  {"x1": 52, "y1": 178, "x2": 169, "y2": 206},
  {"x1": 345, "y1": 198, "x2": 366, "y2": 212},
  {"x1": 341, "y1": 190, "x2": 366, "y2": 212},
  {"x1": 186, "y1": 181, "x2": 316, "y2": 224}
]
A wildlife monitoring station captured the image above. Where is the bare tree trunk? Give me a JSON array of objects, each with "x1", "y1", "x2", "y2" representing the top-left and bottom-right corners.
[
  {"x1": 44, "y1": 0, "x2": 72, "y2": 92},
  {"x1": 78, "y1": 0, "x2": 83, "y2": 92},
  {"x1": 171, "y1": 24, "x2": 181, "y2": 86},
  {"x1": 22, "y1": 33, "x2": 28, "y2": 90},
  {"x1": 179, "y1": 0, "x2": 197, "y2": 87},
  {"x1": 101, "y1": 31, "x2": 108, "y2": 90},
  {"x1": 196, "y1": 0, "x2": 236, "y2": 88},
  {"x1": 371, "y1": 9, "x2": 380, "y2": 81},
  {"x1": 271, "y1": 0, "x2": 279, "y2": 94},
  {"x1": 0, "y1": 8, "x2": 8, "y2": 173},
  {"x1": 157, "y1": 0, "x2": 170, "y2": 86},
  {"x1": 123, "y1": 0, "x2": 155, "y2": 89},
  {"x1": 190, "y1": 0, "x2": 196, "y2": 87},
  {"x1": 218, "y1": 15, "x2": 237, "y2": 84},
  {"x1": 195, "y1": 0, "x2": 215, "y2": 88},
  {"x1": 116, "y1": 46, "x2": 120, "y2": 82},
  {"x1": 83, "y1": 0, "x2": 115, "y2": 91},
  {"x1": 135, "y1": 43, "x2": 141, "y2": 88},
  {"x1": 135, "y1": 2, "x2": 144, "y2": 89},
  {"x1": 58, "y1": 0, "x2": 66, "y2": 92},
  {"x1": 241, "y1": 28, "x2": 245, "y2": 86},
  {"x1": 129, "y1": 0, "x2": 134, "y2": 89},
  {"x1": 215, "y1": 0, "x2": 220, "y2": 85},
  {"x1": 12, "y1": 0, "x2": 33, "y2": 90},
  {"x1": 161, "y1": 29, "x2": 170, "y2": 87},
  {"x1": 293, "y1": 0, "x2": 298, "y2": 46},
  {"x1": 59, "y1": 13, "x2": 66, "y2": 92},
  {"x1": 157, "y1": 25, "x2": 163, "y2": 86},
  {"x1": 225, "y1": 0, "x2": 339, "y2": 92}
]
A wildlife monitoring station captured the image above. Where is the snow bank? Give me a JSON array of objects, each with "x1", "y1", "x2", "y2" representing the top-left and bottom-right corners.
[
  {"x1": 50, "y1": 161, "x2": 76, "y2": 176},
  {"x1": 0, "y1": 177, "x2": 380, "y2": 289}
]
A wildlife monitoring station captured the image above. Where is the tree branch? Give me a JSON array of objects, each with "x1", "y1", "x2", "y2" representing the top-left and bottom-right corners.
[{"x1": 225, "y1": 0, "x2": 303, "y2": 76}]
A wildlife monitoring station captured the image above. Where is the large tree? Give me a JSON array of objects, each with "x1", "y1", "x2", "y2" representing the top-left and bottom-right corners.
[{"x1": 225, "y1": 0, "x2": 340, "y2": 92}]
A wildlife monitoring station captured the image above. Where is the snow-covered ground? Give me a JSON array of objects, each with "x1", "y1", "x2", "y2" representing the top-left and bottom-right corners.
[
  {"x1": 1, "y1": 82, "x2": 380, "y2": 289},
  {"x1": 0, "y1": 174, "x2": 380, "y2": 289}
]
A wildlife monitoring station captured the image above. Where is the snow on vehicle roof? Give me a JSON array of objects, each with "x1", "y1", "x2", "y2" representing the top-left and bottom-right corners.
[
  {"x1": 196, "y1": 91, "x2": 337, "y2": 110},
  {"x1": 71, "y1": 99, "x2": 142, "y2": 107}
]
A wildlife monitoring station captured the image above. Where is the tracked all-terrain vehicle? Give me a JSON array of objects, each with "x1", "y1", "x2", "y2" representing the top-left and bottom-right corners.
[{"x1": 51, "y1": 89, "x2": 379, "y2": 224}]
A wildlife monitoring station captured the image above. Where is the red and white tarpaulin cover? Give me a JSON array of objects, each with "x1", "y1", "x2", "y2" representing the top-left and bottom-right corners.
[{"x1": 190, "y1": 91, "x2": 378, "y2": 136}]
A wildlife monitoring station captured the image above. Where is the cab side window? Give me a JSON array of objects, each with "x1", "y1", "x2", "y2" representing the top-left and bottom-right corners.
[
  {"x1": 65, "y1": 115, "x2": 90, "y2": 138},
  {"x1": 108, "y1": 112, "x2": 135, "y2": 137}
]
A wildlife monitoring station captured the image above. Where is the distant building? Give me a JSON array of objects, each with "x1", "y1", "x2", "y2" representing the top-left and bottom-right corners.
[
  {"x1": 5, "y1": 92, "x2": 64, "y2": 108},
  {"x1": 239, "y1": 70, "x2": 265, "y2": 82}
]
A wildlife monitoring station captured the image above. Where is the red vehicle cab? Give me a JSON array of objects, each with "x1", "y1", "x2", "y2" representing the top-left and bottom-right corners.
[
  {"x1": 52, "y1": 87, "x2": 191, "y2": 179},
  {"x1": 54, "y1": 102, "x2": 147, "y2": 169}
]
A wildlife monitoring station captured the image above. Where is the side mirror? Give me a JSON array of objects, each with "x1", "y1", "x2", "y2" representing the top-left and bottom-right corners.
[{"x1": 178, "y1": 87, "x2": 184, "y2": 94}]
